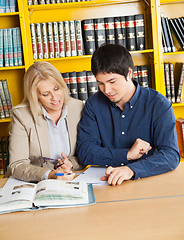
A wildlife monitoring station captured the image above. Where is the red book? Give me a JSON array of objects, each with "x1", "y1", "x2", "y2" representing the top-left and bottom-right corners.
[{"x1": 175, "y1": 118, "x2": 184, "y2": 157}]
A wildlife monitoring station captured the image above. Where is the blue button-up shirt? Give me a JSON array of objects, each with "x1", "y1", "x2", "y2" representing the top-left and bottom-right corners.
[{"x1": 77, "y1": 82, "x2": 180, "y2": 179}]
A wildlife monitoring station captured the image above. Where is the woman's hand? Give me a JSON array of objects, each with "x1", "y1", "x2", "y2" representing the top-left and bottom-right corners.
[
  {"x1": 55, "y1": 152, "x2": 73, "y2": 172},
  {"x1": 48, "y1": 169, "x2": 75, "y2": 181}
]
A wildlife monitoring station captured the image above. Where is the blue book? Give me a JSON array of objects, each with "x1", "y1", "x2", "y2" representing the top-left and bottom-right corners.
[
  {"x1": 7, "y1": 28, "x2": 14, "y2": 67},
  {"x1": 5, "y1": 0, "x2": 10, "y2": 12},
  {"x1": 9, "y1": 0, "x2": 16, "y2": 12},
  {"x1": 12, "y1": 28, "x2": 18, "y2": 66},
  {"x1": 0, "y1": 0, "x2": 5, "y2": 13},
  {"x1": 3, "y1": 29, "x2": 9, "y2": 67},
  {"x1": 0, "y1": 29, "x2": 3, "y2": 67},
  {"x1": 16, "y1": 27, "x2": 23, "y2": 66}
]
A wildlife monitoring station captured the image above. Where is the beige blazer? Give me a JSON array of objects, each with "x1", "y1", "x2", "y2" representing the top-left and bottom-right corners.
[{"x1": 7, "y1": 98, "x2": 85, "y2": 182}]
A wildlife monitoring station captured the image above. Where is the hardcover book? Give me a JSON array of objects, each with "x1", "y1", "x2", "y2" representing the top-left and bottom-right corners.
[
  {"x1": 169, "y1": 18, "x2": 184, "y2": 50},
  {"x1": 169, "y1": 63, "x2": 176, "y2": 103},
  {"x1": 30, "y1": 23, "x2": 38, "y2": 59},
  {"x1": 86, "y1": 71, "x2": 98, "y2": 97},
  {"x1": 75, "y1": 20, "x2": 84, "y2": 56},
  {"x1": 35, "y1": 23, "x2": 43, "y2": 59},
  {"x1": 164, "y1": 62, "x2": 172, "y2": 102},
  {"x1": 94, "y1": 18, "x2": 106, "y2": 49},
  {"x1": 0, "y1": 29, "x2": 3, "y2": 67},
  {"x1": 41, "y1": 22, "x2": 49, "y2": 59},
  {"x1": 137, "y1": 65, "x2": 149, "y2": 88},
  {"x1": 3, "y1": 29, "x2": 9, "y2": 67},
  {"x1": 47, "y1": 22, "x2": 54, "y2": 58},
  {"x1": 165, "y1": 17, "x2": 175, "y2": 52},
  {"x1": 161, "y1": 13, "x2": 171, "y2": 52},
  {"x1": 0, "y1": 97, "x2": 5, "y2": 119},
  {"x1": 12, "y1": 28, "x2": 18, "y2": 65},
  {"x1": 77, "y1": 71, "x2": 88, "y2": 102},
  {"x1": 125, "y1": 15, "x2": 136, "y2": 51},
  {"x1": 114, "y1": 16, "x2": 126, "y2": 47},
  {"x1": 134, "y1": 14, "x2": 145, "y2": 50},
  {"x1": 105, "y1": 17, "x2": 115, "y2": 44},
  {"x1": 52, "y1": 22, "x2": 60, "y2": 58},
  {"x1": 62, "y1": 72, "x2": 70, "y2": 93},
  {"x1": 69, "y1": 20, "x2": 77, "y2": 57},
  {"x1": 0, "y1": 177, "x2": 95, "y2": 214},
  {"x1": 82, "y1": 19, "x2": 96, "y2": 55},
  {"x1": 16, "y1": 27, "x2": 23, "y2": 65},
  {"x1": 69, "y1": 71, "x2": 78, "y2": 99},
  {"x1": 58, "y1": 21, "x2": 65, "y2": 58},
  {"x1": 63, "y1": 21, "x2": 71, "y2": 57},
  {"x1": 2, "y1": 79, "x2": 12, "y2": 114},
  {"x1": 7, "y1": 28, "x2": 14, "y2": 66},
  {"x1": 0, "y1": 80, "x2": 10, "y2": 118},
  {"x1": 174, "y1": 62, "x2": 184, "y2": 103}
]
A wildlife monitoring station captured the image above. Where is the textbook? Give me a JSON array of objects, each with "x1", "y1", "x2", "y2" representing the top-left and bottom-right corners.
[{"x1": 0, "y1": 177, "x2": 95, "y2": 214}]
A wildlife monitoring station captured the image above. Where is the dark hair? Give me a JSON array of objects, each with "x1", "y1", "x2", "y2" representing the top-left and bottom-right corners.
[{"x1": 91, "y1": 44, "x2": 134, "y2": 78}]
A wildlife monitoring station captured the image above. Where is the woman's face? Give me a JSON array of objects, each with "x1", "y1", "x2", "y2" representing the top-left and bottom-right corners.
[{"x1": 37, "y1": 79, "x2": 65, "y2": 114}]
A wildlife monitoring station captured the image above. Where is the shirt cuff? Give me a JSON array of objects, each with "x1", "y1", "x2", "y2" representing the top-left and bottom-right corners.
[{"x1": 42, "y1": 170, "x2": 51, "y2": 180}]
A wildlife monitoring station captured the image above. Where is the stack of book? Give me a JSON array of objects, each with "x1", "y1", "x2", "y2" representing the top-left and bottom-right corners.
[
  {"x1": 62, "y1": 70, "x2": 98, "y2": 102},
  {"x1": 0, "y1": 27, "x2": 23, "y2": 67},
  {"x1": 0, "y1": 136, "x2": 9, "y2": 175},
  {"x1": 133, "y1": 65, "x2": 150, "y2": 88},
  {"x1": 82, "y1": 14, "x2": 145, "y2": 55},
  {"x1": 164, "y1": 62, "x2": 184, "y2": 103},
  {"x1": 0, "y1": 79, "x2": 12, "y2": 119},
  {"x1": 161, "y1": 13, "x2": 184, "y2": 52},
  {"x1": 0, "y1": 0, "x2": 17, "y2": 13},
  {"x1": 27, "y1": 0, "x2": 91, "y2": 5},
  {"x1": 30, "y1": 20, "x2": 84, "y2": 59}
]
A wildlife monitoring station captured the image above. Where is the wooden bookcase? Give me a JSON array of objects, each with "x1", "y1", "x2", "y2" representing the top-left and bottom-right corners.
[{"x1": 0, "y1": 0, "x2": 184, "y2": 134}]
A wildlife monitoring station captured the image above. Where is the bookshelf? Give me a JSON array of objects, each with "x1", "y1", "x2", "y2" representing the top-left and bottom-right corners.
[
  {"x1": 159, "y1": 0, "x2": 184, "y2": 119},
  {"x1": 0, "y1": 0, "x2": 184, "y2": 157}
]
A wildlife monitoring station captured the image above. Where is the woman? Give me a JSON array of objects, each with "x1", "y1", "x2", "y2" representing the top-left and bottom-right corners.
[{"x1": 7, "y1": 61, "x2": 85, "y2": 182}]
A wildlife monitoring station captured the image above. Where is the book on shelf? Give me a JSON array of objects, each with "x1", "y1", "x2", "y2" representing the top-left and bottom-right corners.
[
  {"x1": 114, "y1": 16, "x2": 126, "y2": 47},
  {"x1": 69, "y1": 71, "x2": 78, "y2": 99},
  {"x1": 16, "y1": 27, "x2": 23, "y2": 66},
  {"x1": 137, "y1": 65, "x2": 149, "y2": 88},
  {"x1": 169, "y1": 18, "x2": 184, "y2": 50},
  {"x1": 35, "y1": 23, "x2": 43, "y2": 59},
  {"x1": 134, "y1": 14, "x2": 145, "y2": 50},
  {"x1": 41, "y1": 22, "x2": 49, "y2": 59},
  {"x1": 69, "y1": 20, "x2": 77, "y2": 57},
  {"x1": 12, "y1": 28, "x2": 18, "y2": 66},
  {"x1": 174, "y1": 62, "x2": 184, "y2": 103},
  {"x1": 47, "y1": 22, "x2": 55, "y2": 58},
  {"x1": 7, "y1": 28, "x2": 14, "y2": 67},
  {"x1": 3, "y1": 29, "x2": 9, "y2": 67},
  {"x1": 30, "y1": 23, "x2": 38, "y2": 60},
  {"x1": 0, "y1": 137, "x2": 3, "y2": 175},
  {"x1": 63, "y1": 21, "x2": 71, "y2": 57},
  {"x1": 133, "y1": 66, "x2": 138, "y2": 83},
  {"x1": 0, "y1": 0, "x2": 17, "y2": 13},
  {"x1": 165, "y1": 17, "x2": 175, "y2": 52},
  {"x1": 175, "y1": 118, "x2": 184, "y2": 158},
  {"x1": 173, "y1": 18, "x2": 184, "y2": 44},
  {"x1": 94, "y1": 18, "x2": 106, "y2": 49},
  {"x1": 161, "y1": 13, "x2": 171, "y2": 52},
  {"x1": 0, "y1": 0, "x2": 5, "y2": 13},
  {"x1": 0, "y1": 177, "x2": 95, "y2": 214},
  {"x1": 0, "y1": 80, "x2": 10, "y2": 118},
  {"x1": 52, "y1": 22, "x2": 60, "y2": 58},
  {"x1": 169, "y1": 63, "x2": 176, "y2": 103},
  {"x1": 58, "y1": 21, "x2": 65, "y2": 58},
  {"x1": 125, "y1": 15, "x2": 136, "y2": 51},
  {"x1": 86, "y1": 70, "x2": 98, "y2": 97},
  {"x1": 82, "y1": 19, "x2": 96, "y2": 55},
  {"x1": 0, "y1": 136, "x2": 9, "y2": 174},
  {"x1": 75, "y1": 20, "x2": 84, "y2": 56},
  {"x1": 77, "y1": 71, "x2": 88, "y2": 102},
  {"x1": 105, "y1": 17, "x2": 115, "y2": 45},
  {"x1": 164, "y1": 62, "x2": 172, "y2": 102},
  {"x1": 0, "y1": 97, "x2": 5, "y2": 119},
  {"x1": 0, "y1": 29, "x2": 3, "y2": 67}
]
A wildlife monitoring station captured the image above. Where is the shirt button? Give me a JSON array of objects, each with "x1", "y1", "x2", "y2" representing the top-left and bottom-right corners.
[
  {"x1": 105, "y1": 165, "x2": 108, "y2": 167},
  {"x1": 130, "y1": 105, "x2": 133, "y2": 109},
  {"x1": 122, "y1": 114, "x2": 125, "y2": 118},
  {"x1": 122, "y1": 131, "x2": 125, "y2": 135},
  {"x1": 121, "y1": 163, "x2": 124, "y2": 166}
]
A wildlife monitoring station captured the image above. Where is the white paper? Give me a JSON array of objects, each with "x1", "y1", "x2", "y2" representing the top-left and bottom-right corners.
[{"x1": 74, "y1": 167, "x2": 108, "y2": 185}]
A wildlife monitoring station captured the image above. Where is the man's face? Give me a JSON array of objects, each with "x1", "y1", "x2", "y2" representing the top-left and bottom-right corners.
[{"x1": 96, "y1": 69, "x2": 133, "y2": 109}]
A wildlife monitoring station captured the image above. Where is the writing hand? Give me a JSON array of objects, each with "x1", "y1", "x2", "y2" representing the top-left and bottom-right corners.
[{"x1": 55, "y1": 152, "x2": 73, "y2": 171}]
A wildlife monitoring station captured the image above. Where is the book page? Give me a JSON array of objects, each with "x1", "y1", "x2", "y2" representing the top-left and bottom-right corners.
[{"x1": 74, "y1": 167, "x2": 109, "y2": 185}]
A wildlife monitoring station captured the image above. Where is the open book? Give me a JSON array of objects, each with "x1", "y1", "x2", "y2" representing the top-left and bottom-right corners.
[{"x1": 0, "y1": 177, "x2": 95, "y2": 214}]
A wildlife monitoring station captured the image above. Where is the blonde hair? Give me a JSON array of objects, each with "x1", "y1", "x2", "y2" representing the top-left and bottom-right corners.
[{"x1": 22, "y1": 61, "x2": 70, "y2": 121}]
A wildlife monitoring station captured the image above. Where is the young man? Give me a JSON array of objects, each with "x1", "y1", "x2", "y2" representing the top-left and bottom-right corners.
[{"x1": 76, "y1": 44, "x2": 180, "y2": 186}]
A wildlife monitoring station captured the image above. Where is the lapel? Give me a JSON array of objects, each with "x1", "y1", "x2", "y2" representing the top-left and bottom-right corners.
[{"x1": 67, "y1": 102, "x2": 75, "y2": 156}]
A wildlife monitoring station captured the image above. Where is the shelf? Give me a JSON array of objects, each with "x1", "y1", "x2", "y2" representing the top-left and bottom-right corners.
[
  {"x1": 160, "y1": 0, "x2": 184, "y2": 4},
  {"x1": 0, "y1": 12, "x2": 19, "y2": 17},
  {"x1": 28, "y1": 0, "x2": 140, "y2": 11},
  {"x1": 0, "y1": 66, "x2": 25, "y2": 71},
  {"x1": 0, "y1": 118, "x2": 11, "y2": 123},
  {"x1": 163, "y1": 51, "x2": 184, "y2": 56}
]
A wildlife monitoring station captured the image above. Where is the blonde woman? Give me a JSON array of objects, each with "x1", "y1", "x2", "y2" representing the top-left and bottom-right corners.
[{"x1": 7, "y1": 61, "x2": 85, "y2": 182}]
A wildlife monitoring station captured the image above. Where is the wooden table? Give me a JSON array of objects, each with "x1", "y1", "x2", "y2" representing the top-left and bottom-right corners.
[{"x1": 1, "y1": 162, "x2": 184, "y2": 240}]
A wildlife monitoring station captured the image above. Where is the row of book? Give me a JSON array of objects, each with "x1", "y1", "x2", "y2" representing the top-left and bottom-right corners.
[
  {"x1": 0, "y1": 79, "x2": 12, "y2": 119},
  {"x1": 30, "y1": 13, "x2": 145, "y2": 59},
  {"x1": 27, "y1": 0, "x2": 91, "y2": 4},
  {"x1": 61, "y1": 65, "x2": 149, "y2": 102},
  {"x1": 175, "y1": 118, "x2": 184, "y2": 158},
  {"x1": 0, "y1": 27, "x2": 23, "y2": 68},
  {"x1": 0, "y1": 0, "x2": 17, "y2": 13},
  {"x1": 161, "y1": 13, "x2": 184, "y2": 53},
  {"x1": 30, "y1": 21, "x2": 84, "y2": 59},
  {"x1": 0, "y1": 136, "x2": 9, "y2": 175},
  {"x1": 164, "y1": 62, "x2": 184, "y2": 103}
]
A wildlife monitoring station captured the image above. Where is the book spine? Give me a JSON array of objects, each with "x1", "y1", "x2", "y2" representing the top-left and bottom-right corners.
[
  {"x1": 105, "y1": 17, "x2": 115, "y2": 44},
  {"x1": 169, "y1": 18, "x2": 184, "y2": 49},
  {"x1": 94, "y1": 18, "x2": 106, "y2": 49},
  {"x1": 161, "y1": 13, "x2": 171, "y2": 52},
  {"x1": 164, "y1": 62, "x2": 172, "y2": 102},
  {"x1": 82, "y1": 19, "x2": 96, "y2": 55},
  {"x1": 7, "y1": 28, "x2": 14, "y2": 67},
  {"x1": 41, "y1": 22, "x2": 49, "y2": 59},
  {"x1": 0, "y1": 138, "x2": 3, "y2": 175},
  {"x1": 165, "y1": 17, "x2": 175, "y2": 52},
  {"x1": 52, "y1": 22, "x2": 60, "y2": 58},
  {"x1": 114, "y1": 16, "x2": 124, "y2": 46},
  {"x1": 27, "y1": 0, "x2": 33, "y2": 5},
  {"x1": 35, "y1": 23, "x2": 43, "y2": 59},
  {"x1": 0, "y1": 97, "x2": 5, "y2": 119},
  {"x1": 169, "y1": 63, "x2": 175, "y2": 103},
  {"x1": 63, "y1": 21, "x2": 71, "y2": 57},
  {"x1": 2, "y1": 79, "x2": 12, "y2": 112},
  {"x1": 47, "y1": 22, "x2": 54, "y2": 58},
  {"x1": 45, "y1": 0, "x2": 50, "y2": 3},
  {"x1": 0, "y1": 0, "x2": 5, "y2": 13},
  {"x1": 173, "y1": 18, "x2": 184, "y2": 43},
  {"x1": 69, "y1": 72, "x2": 78, "y2": 99},
  {"x1": 0, "y1": 80, "x2": 9, "y2": 118},
  {"x1": 125, "y1": 15, "x2": 136, "y2": 51},
  {"x1": 16, "y1": 27, "x2": 23, "y2": 65},
  {"x1": 75, "y1": 20, "x2": 84, "y2": 56},
  {"x1": 3, "y1": 29, "x2": 9, "y2": 67},
  {"x1": 12, "y1": 28, "x2": 18, "y2": 66},
  {"x1": 5, "y1": 0, "x2": 10, "y2": 12},
  {"x1": 77, "y1": 71, "x2": 88, "y2": 102},
  {"x1": 62, "y1": 72, "x2": 70, "y2": 93},
  {"x1": 138, "y1": 65, "x2": 149, "y2": 88},
  {"x1": 33, "y1": 0, "x2": 38, "y2": 4},
  {"x1": 133, "y1": 66, "x2": 138, "y2": 83},
  {"x1": 86, "y1": 71, "x2": 98, "y2": 97},
  {"x1": 30, "y1": 23, "x2": 38, "y2": 59},
  {"x1": 69, "y1": 20, "x2": 77, "y2": 57},
  {"x1": 134, "y1": 14, "x2": 145, "y2": 50},
  {"x1": 176, "y1": 63, "x2": 184, "y2": 103},
  {"x1": 58, "y1": 21, "x2": 65, "y2": 58},
  {"x1": 1, "y1": 136, "x2": 9, "y2": 174},
  {"x1": 39, "y1": 0, "x2": 45, "y2": 3},
  {"x1": 0, "y1": 29, "x2": 3, "y2": 67},
  {"x1": 9, "y1": 0, "x2": 16, "y2": 12}
]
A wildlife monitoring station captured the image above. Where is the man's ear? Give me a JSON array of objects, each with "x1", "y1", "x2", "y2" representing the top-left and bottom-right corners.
[{"x1": 127, "y1": 67, "x2": 133, "y2": 81}]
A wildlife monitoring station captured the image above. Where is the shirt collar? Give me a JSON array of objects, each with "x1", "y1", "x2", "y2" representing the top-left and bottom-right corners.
[{"x1": 42, "y1": 105, "x2": 67, "y2": 120}]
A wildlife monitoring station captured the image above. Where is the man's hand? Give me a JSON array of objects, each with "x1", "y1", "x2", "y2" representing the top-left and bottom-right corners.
[
  {"x1": 127, "y1": 138, "x2": 152, "y2": 160},
  {"x1": 101, "y1": 166, "x2": 135, "y2": 186},
  {"x1": 55, "y1": 152, "x2": 73, "y2": 172}
]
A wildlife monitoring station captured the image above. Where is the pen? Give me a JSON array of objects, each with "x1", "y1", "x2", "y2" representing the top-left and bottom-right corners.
[
  {"x1": 41, "y1": 157, "x2": 58, "y2": 162},
  {"x1": 55, "y1": 173, "x2": 85, "y2": 176}
]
